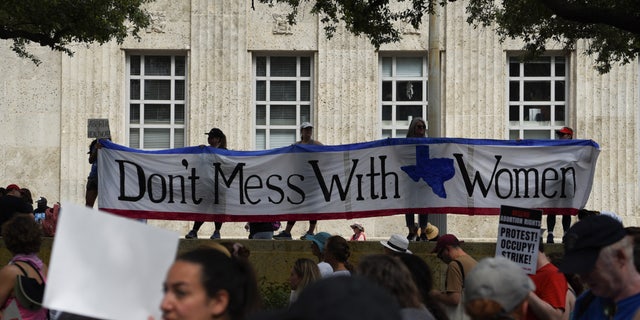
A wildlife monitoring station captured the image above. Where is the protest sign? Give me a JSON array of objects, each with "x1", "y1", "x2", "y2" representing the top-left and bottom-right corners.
[
  {"x1": 496, "y1": 205, "x2": 542, "y2": 274},
  {"x1": 97, "y1": 138, "x2": 600, "y2": 221},
  {"x1": 87, "y1": 119, "x2": 110, "y2": 138}
]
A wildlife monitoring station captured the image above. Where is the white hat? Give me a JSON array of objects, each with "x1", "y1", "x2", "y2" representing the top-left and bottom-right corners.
[
  {"x1": 464, "y1": 257, "x2": 535, "y2": 313},
  {"x1": 300, "y1": 122, "x2": 313, "y2": 129},
  {"x1": 380, "y1": 234, "x2": 412, "y2": 254}
]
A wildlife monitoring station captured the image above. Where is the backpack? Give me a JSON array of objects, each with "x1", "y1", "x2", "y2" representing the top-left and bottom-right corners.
[
  {"x1": 13, "y1": 260, "x2": 46, "y2": 310},
  {"x1": 42, "y1": 203, "x2": 60, "y2": 237}
]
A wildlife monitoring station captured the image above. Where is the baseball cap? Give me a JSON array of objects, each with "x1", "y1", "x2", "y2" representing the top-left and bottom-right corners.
[
  {"x1": 555, "y1": 127, "x2": 574, "y2": 136},
  {"x1": 559, "y1": 215, "x2": 627, "y2": 274},
  {"x1": 37, "y1": 197, "x2": 47, "y2": 205},
  {"x1": 205, "y1": 128, "x2": 224, "y2": 138},
  {"x1": 6, "y1": 184, "x2": 20, "y2": 191},
  {"x1": 380, "y1": 234, "x2": 412, "y2": 254},
  {"x1": 431, "y1": 234, "x2": 463, "y2": 253},
  {"x1": 464, "y1": 257, "x2": 535, "y2": 313},
  {"x1": 304, "y1": 232, "x2": 332, "y2": 253},
  {"x1": 300, "y1": 122, "x2": 313, "y2": 129}
]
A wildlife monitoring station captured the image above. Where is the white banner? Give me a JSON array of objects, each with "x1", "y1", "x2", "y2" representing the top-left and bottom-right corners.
[{"x1": 97, "y1": 138, "x2": 600, "y2": 221}]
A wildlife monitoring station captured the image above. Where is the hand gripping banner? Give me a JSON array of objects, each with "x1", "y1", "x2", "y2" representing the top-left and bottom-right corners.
[{"x1": 97, "y1": 138, "x2": 600, "y2": 222}]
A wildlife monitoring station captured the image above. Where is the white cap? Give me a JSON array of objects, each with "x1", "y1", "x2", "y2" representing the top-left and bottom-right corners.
[
  {"x1": 464, "y1": 257, "x2": 535, "y2": 312},
  {"x1": 300, "y1": 122, "x2": 313, "y2": 129}
]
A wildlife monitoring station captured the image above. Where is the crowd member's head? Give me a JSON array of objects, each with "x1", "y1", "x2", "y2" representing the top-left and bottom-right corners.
[
  {"x1": 161, "y1": 247, "x2": 260, "y2": 320},
  {"x1": 555, "y1": 127, "x2": 573, "y2": 139},
  {"x1": 278, "y1": 276, "x2": 402, "y2": 320},
  {"x1": 220, "y1": 242, "x2": 251, "y2": 261},
  {"x1": 406, "y1": 117, "x2": 426, "y2": 138},
  {"x1": 464, "y1": 257, "x2": 535, "y2": 320},
  {"x1": 303, "y1": 232, "x2": 331, "y2": 262},
  {"x1": 289, "y1": 258, "x2": 321, "y2": 292},
  {"x1": 357, "y1": 254, "x2": 424, "y2": 309},
  {"x1": 2, "y1": 215, "x2": 43, "y2": 255},
  {"x1": 432, "y1": 233, "x2": 463, "y2": 263},
  {"x1": 560, "y1": 215, "x2": 635, "y2": 302},
  {"x1": 5, "y1": 184, "x2": 21, "y2": 197},
  {"x1": 20, "y1": 188, "x2": 33, "y2": 204},
  {"x1": 397, "y1": 253, "x2": 448, "y2": 319},
  {"x1": 206, "y1": 128, "x2": 227, "y2": 149},
  {"x1": 324, "y1": 235, "x2": 354, "y2": 273}
]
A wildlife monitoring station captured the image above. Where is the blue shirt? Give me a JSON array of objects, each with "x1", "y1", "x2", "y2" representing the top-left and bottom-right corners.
[{"x1": 573, "y1": 290, "x2": 640, "y2": 320}]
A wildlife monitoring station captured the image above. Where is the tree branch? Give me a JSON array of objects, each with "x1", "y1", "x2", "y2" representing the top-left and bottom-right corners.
[{"x1": 537, "y1": 0, "x2": 640, "y2": 35}]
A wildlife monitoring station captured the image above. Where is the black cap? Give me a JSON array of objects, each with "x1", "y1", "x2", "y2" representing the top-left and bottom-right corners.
[
  {"x1": 559, "y1": 215, "x2": 626, "y2": 274},
  {"x1": 205, "y1": 128, "x2": 224, "y2": 138}
]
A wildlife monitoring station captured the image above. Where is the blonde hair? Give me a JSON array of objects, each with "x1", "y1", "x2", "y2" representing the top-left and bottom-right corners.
[
  {"x1": 465, "y1": 298, "x2": 527, "y2": 320},
  {"x1": 293, "y1": 258, "x2": 321, "y2": 291}
]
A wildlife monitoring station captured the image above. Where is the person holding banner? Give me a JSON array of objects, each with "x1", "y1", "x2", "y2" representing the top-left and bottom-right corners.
[
  {"x1": 546, "y1": 126, "x2": 574, "y2": 243},
  {"x1": 404, "y1": 117, "x2": 431, "y2": 241},
  {"x1": 185, "y1": 128, "x2": 228, "y2": 239},
  {"x1": 274, "y1": 122, "x2": 323, "y2": 240}
]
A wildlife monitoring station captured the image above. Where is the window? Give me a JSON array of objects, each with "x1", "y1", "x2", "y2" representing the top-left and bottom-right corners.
[
  {"x1": 507, "y1": 56, "x2": 568, "y2": 139},
  {"x1": 127, "y1": 54, "x2": 187, "y2": 149},
  {"x1": 380, "y1": 56, "x2": 428, "y2": 138},
  {"x1": 254, "y1": 56, "x2": 312, "y2": 149}
]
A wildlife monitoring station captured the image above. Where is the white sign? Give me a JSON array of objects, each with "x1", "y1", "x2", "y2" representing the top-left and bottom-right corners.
[
  {"x1": 97, "y1": 138, "x2": 600, "y2": 221},
  {"x1": 87, "y1": 119, "x2": 110, "y2": 138},
  {"x1": 43, "y1": 203, "x2": 179, "y2": 320},
  {"x1": 496, "y1": 205, "x2": 542, "y2": 274}
]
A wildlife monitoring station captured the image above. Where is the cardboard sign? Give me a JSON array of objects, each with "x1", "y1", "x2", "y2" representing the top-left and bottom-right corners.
[
  {"x1": 87, "y1": 119, "x2": 110, "y2": 138},
  {"x1": 496, "y1": 205, "x2": 542, "y2": 274}
]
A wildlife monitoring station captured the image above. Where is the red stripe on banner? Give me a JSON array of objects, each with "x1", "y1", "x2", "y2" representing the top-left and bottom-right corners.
[{"x1": 99, "y1": 207, "x2": 578, "y2": 222}]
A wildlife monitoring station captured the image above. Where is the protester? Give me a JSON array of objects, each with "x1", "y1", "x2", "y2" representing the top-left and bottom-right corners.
[
  {"x1": 349, "y1": 223, "x2": 366, "y2": 241},
  {"x1": 359, "y1": 254, "x2": 436, "y2": 320},
  {"x1": 160, "y1": 246, "x2": 260, "y2": 320},
  {"x1": 525, "y1": 237, "x2": 568, "y2": 320},
  {"x1": 288, "y1": 258, "x2": 321, "y2": 305},
  {"x1": 33, "y1": 197, "x2": 49, "y2": 224},
  {"x1": 0, "y1": 184, "x2": 33, "y2": 228},
  {"x1": 560, "y1": 215, "x2": 640, "y2": 319},
  {"x1": 323, "y1": 236, "x2": 353, "y2": 276},
  {"x1": 303, "y1": 232, "x2": 334, "y2": 277},
  {"x1": 430, "y1": 234, "x2": 478, "y2": 320},
  {"x1": 464, "y1": 257, "x2": 535, "y2": 320},
  {"x1": 85, "y1": 139, "x2": 100, "y2": 207},
  {"x1": 397, "y1": 253, "x2": 449, "y2": 320},
  {"x1": 548, "y1": 252, "x2": 583, "y2": 320},
  {"x1": 274, "y1": 122, "x2": 322, "y2": 240},
  {"x1": 546, "y1": 126, "x2": 574, "y2": 243},
  {"x1": 0, "y1": 215, "x2": 48, "y2": 319},
  {"x1": 185, "y1": 128, "x2": 227, "y2": 239},
  {"x1": 380, "y1": 234, "x2": 413, "y2": 255},
  {"x1": 404, "y1": 117, "x2": 430, "y2": 241}
]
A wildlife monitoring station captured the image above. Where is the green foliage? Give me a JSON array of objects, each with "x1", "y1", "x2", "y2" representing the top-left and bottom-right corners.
[
  {"x1": 0, "y1": 0, "x2": 153, "y2": 65},
  {"x1": 255, "y1": 0, "x2": 640, "y2": 73},
  {"x1": 258, "y1": 277, "x2": 290, "y2": 310}
]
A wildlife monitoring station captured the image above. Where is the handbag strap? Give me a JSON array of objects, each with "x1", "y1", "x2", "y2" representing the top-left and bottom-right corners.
[{"x1": 12, "y1": 260, "x2": 45, "y2": 284}]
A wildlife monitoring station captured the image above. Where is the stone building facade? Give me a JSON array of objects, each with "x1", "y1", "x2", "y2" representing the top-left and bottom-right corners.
[{"x1": 0, "y1": 1, "x2": 637, "y2": 240}]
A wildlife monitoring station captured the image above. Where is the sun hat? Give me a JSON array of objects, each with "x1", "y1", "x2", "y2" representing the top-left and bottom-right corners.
[
  {"x1": 559, "y1": 215, "x2": 626, "y2": 274},
  {"x1": 464, "y1": 257, "x2": 535, "y2": 313},
  {"x1": 350, "y1": 223, "x2": 364, "y2": 231},
  {"x1": 380, "y1": 234, "x2": 412, "y2": 254},
  {"x1": 424, "y1": 223, "x2": 439, "y2": 240},
  {"x1": 304, "y1": 232, "x2": 332, "y2": 253}
]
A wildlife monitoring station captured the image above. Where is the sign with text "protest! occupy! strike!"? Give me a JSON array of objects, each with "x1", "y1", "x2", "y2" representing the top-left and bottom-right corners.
[
  {"x1": 97, "y1": 138, "x2": 600, "y2": 222},
  {"x1": 496, "y1": 205, "x2": 542, "y2": 274}
]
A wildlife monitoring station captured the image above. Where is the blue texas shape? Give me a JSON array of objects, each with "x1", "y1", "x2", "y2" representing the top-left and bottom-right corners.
[{"x1": 401, "y1": 145, "x2": 455, "y2": 198}]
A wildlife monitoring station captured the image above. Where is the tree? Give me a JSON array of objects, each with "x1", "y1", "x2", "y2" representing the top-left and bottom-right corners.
[
  {"x1": 0, "y1": 0, "x2": 153, "y2": 65},
  {"x1": 255, "y1": 0, "x2": 640, "y2": 73}
]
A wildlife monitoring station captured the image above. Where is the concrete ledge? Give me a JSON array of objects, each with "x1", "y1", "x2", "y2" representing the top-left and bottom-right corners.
[{"x1": 1, "y1": 238, "x2": 564, "y2": 289}]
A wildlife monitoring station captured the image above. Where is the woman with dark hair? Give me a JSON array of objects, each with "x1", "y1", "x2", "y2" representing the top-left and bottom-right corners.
[
  {"x1": 405, "y1": 117, "x2": 430, "y2": 241},
  {"x1": 323, "y1": 236, "x2": 354, "y2": 276},
  {"x1": 0, "y1": 215, "x2": 48, "y2": 319},
  {"x1": 397, "y1": 254, "x2": 449, "y2": 320},
  {"x1": 160, "y1": 246, "x2": 260, "y2": 320},
  {"x1": 358, "y1": 254, "x2": 436, "y2": 320}
]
